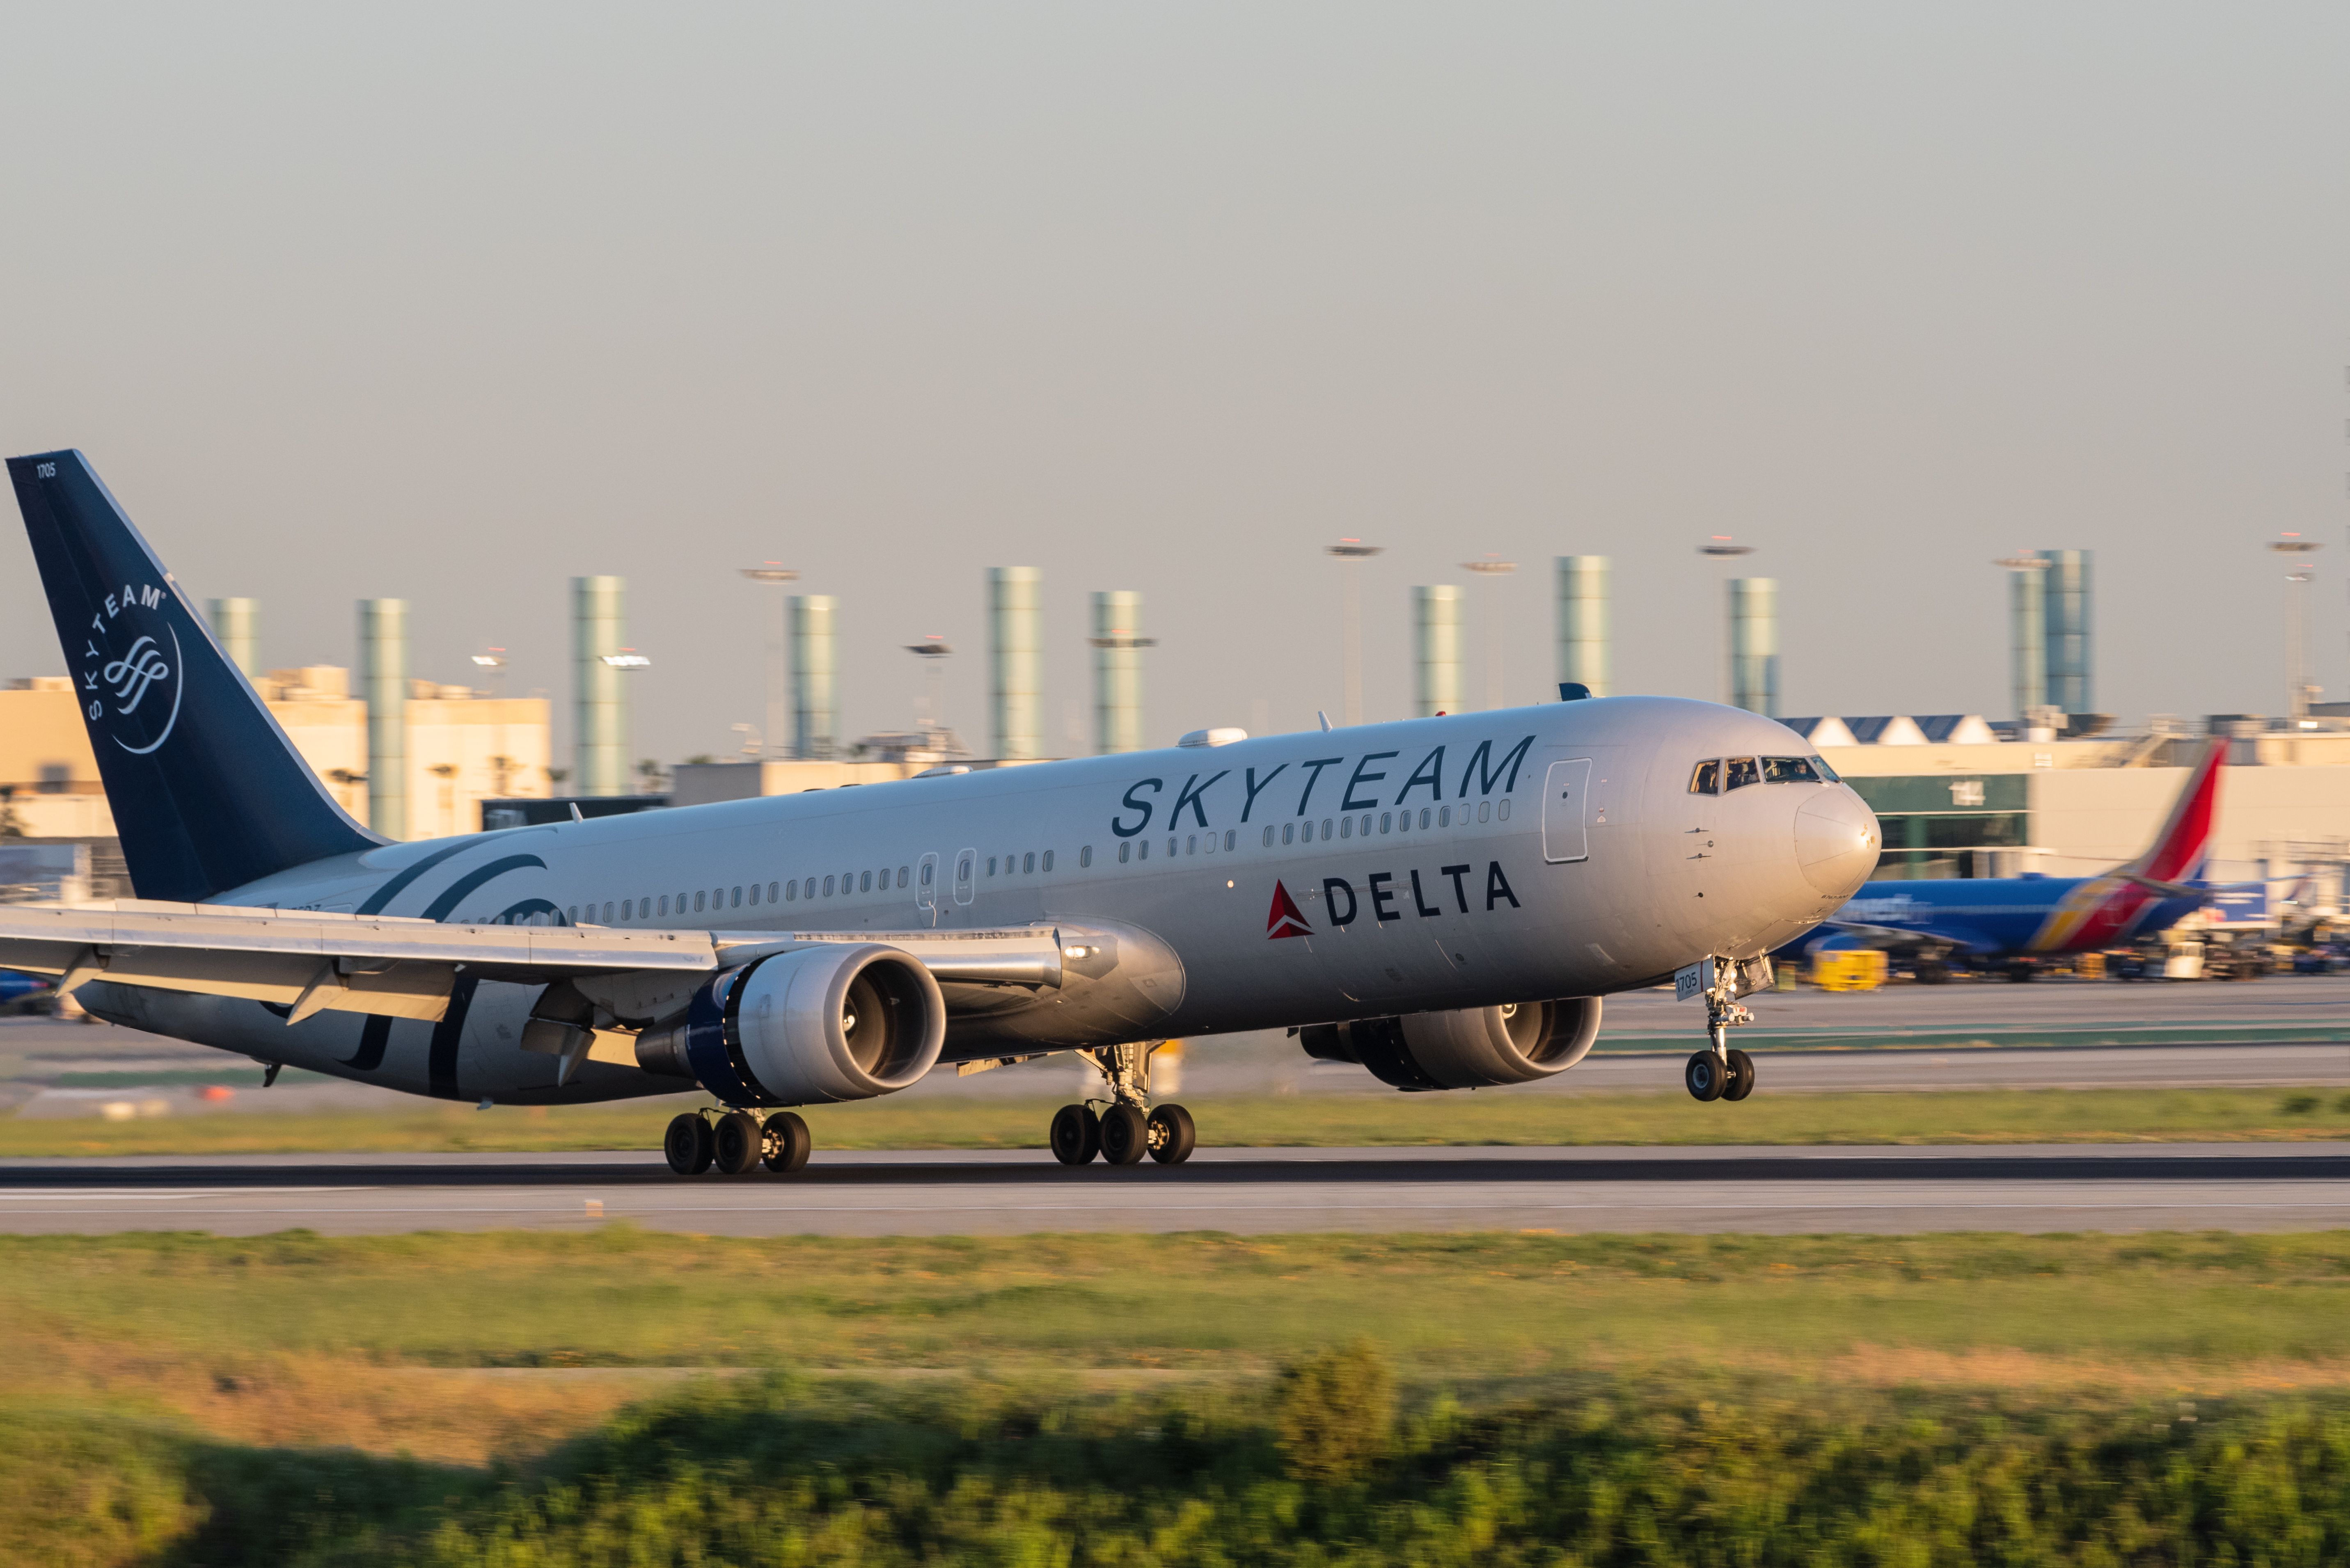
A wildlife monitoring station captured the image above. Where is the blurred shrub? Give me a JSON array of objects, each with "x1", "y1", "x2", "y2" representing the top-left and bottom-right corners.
[
  {"x1": 17, "y1": 1372, "x2": 2350, "y2": 1565},
  {"x1": 1273, "y1": 1339, "x2": 1394, "y2": 1484}
]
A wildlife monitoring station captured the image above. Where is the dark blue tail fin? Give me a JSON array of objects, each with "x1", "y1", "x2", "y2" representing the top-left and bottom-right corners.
[{"x1": 9, "y1": 450, "x2": 380, "y2": 901}]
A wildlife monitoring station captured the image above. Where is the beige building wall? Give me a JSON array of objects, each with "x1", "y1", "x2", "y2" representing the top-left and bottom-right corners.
[
  {"x1": 1815, "y1": 734, "x2": 2350, "y2": 879},
  {"x1": 2, "y1": 669, "x2": 550, "y2": 844},
  {"x1": 404, "y1": 684, "x2": 552, "y2": 840},
  {"x1": 669, "y1": 757, "x2": 1053, "y2": 807}
]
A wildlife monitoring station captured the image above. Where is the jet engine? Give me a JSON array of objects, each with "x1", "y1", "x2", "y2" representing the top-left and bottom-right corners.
[
  {"x1": 1300, "y1": 997, "x2": 1602, "y2": 1091},
  {"x1": 635, "y1": 943, "x2": 946, "y2": 1105}
]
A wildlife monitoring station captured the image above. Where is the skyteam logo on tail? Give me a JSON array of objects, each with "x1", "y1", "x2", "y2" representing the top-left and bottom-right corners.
[{"x1": 80, "y1": 581, "x2": 184, "y2": 756}]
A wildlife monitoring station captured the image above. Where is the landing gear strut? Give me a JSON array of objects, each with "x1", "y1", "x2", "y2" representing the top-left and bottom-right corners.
[
  {"x1": 1683, "y1": 957, "x2": 1761, "y2": 1105},
  {"x1": 1051, "y1": 1041, "x2": 1195, "y2": 1167},
  {"x1": 663, "y1": 1108, "x2": 813, "y2": 1177}
]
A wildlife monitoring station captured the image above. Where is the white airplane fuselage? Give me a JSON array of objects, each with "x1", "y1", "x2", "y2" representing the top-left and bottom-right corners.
[{"x1": 82, "y1": 696, "x2": 1877, "y2": 1105}]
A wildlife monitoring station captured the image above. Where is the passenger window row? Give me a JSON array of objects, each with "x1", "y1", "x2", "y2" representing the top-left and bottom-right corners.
[
  {"x1": 1687, "y1": 755, "x2": 1837, "y2": 795},
  {"x1": 557, "y1": 785, "x2": 1528, "y2": 922},
  {"x1": 566, "y1": 863, "x2": 921, "y2": 925},
  {"x1": 986, "y1": 850, "x2": 1055, "y2": 877}
]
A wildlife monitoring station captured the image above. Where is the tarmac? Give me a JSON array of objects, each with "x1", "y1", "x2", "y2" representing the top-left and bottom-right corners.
[{"x1": 2, "y1": 1143, "x2": 2345, "y2": 1236}]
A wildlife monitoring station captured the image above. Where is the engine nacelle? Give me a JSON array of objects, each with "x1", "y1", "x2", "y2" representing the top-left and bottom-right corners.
[
  {"x1": 636, "y1": 943, "x2": 946, "y2": 1106},
  {"x1": 1300, "y1": 997, "x2": 1601, "y2": 1091}
]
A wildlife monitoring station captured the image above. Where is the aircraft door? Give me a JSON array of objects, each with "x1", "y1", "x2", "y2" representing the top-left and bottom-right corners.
[
  {"x1": 1542, "y1": 758, "x2": 1592, "y2": 863},
  {"x1": 917, "y1": 853, "x2": 940, "y2": 925},
  {"x1": 953, "y1": 849, "x2": 977, "y2": 906}
]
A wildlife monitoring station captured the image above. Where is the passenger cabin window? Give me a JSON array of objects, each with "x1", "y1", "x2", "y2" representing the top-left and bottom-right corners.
[
  {"x1": 1762, "y1": 756, "x2": 1822, "y2": 784},
  {"x1": 1725, "y1": 757, "x2": 1761, "y2": 790},
  {"x1": 1689, "y1": 760, "x2": 1722, "y2": 794}
]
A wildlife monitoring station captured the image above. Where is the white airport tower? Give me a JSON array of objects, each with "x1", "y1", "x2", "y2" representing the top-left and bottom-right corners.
[
  {"x1": 989, "y1": 567, "x2": 1042, "y2": 760},
  {"x1": 1412, "y1": 584, "x2": 1463, "y2": 717},
  {"x1": 1554, "y1": 556, "x2": 1608, "y2": 697},
  {"x1": 572, "y1": 575, "x2": 629, "y2": 797},
  {"x1": 790, "y1": 594, "x2": 837, "y2": 760},
  {"x1": 1728, "y1": 577, "x2": 1778, "y2": 717},
  {"x1": 1089, "y1": 590, "x2": 1148, "y2": 755},
  {"x1": 357, "y1": 598, "x2": 407, "y2": 837},
  {"x1": 208, "y1": 598, "x2": 259, "y2": 679}
]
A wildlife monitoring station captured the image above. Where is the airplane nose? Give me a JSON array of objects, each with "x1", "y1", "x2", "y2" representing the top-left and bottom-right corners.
[{"x1": 1794, "y1": 788, "x2": 1880, "y2": 896}]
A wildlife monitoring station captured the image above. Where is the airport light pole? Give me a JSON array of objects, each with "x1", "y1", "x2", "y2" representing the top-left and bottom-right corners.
[
  {"x1": 1326, "y1": 540, "x2": 1383, "y2": 726},
  {"x1": 1698, "y1": 538, "x2": 1754, "y2": 707},
  {"x1": 2270, "y1": 535, "x2": 2322, "y2": 721},
  {"x1": 740, "y1": 564, "x2": 800, "y2": 758},
  {"x1": 905, "y1": 636, "x2": 952, "y2": 749},
  {"x1": 470, "y1": 649, "x2": 513, "y2": 797},
  {"x1": 1462, "y1": 556, "x2": 1516, "y2": 710}
]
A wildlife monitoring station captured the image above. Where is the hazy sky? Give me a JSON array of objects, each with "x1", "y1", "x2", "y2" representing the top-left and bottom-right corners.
[{"x1": 5, "y1": 4, "x2": 2347, "y2": 769}]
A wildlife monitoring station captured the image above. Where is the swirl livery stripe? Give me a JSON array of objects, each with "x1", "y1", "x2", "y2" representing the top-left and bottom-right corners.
[{"x1": 421, "y1": 855, "x2": 548, "y2": 923}]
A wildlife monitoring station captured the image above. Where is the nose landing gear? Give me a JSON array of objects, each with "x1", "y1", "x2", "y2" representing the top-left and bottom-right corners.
[
  {"x1": 1681, "y1": 957, "x2": 1762, "y2": 1105},
  {"x1": 1050, "y1": 1042, "x2": 1196, "y2": 1167}
]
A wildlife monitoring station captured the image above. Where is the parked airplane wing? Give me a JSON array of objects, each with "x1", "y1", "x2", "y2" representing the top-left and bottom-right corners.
[{"x1": 0, "y1": 901, "x2": 1067, "y2": 1027}]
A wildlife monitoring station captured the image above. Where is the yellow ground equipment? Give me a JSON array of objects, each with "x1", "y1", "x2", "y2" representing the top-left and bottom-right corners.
[{"x1": 1809, "y1": 950, "x2": 1887, "y2": 992}]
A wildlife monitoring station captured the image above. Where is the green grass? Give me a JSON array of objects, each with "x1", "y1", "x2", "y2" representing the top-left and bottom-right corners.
[
  {"x1": 6, "y1": 1085, "x2": 2350, "y2": 1156},
  {"x1": 8, "y1": 1232, "x2": 2350, "y2": 1564}
]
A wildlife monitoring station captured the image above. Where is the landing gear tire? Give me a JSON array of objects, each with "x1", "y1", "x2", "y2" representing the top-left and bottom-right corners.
[
  {"x1": 762, "y1": 1111, "x2": 812, "y2": 1174},
  {"x1": 1723, "y1": 1048, "x2": 1756, "y2": 1102},
  {"x1": 664, "y1": 1112, "x2": 714, "y2": 1176},
  {"x1": 713, "y1": 1109, "x2": 765, "y2": 1175},
  {"x1": 1146, "y1": 1103, "x2": 1196, "y2": 1165},
  {"x1": 1915, "y1": 961, "x2": 1950, "y2": 985},
  {"x1": 1684, "y1": 1050, "x2": 1726, "y2": 1103},
  {"x1": 1099, "y1": 1103, "x2": 1149, "y2": 1166},
  {"x1": 1050, "y1": 1103, "x2": 1101, "y2": 1166}
]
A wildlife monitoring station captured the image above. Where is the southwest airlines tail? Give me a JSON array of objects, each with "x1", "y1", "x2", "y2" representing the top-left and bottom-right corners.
[
  {"x1": 8, "y1": 450, "x2": 379, "y2": 902},
  {"x1": 2120, "y1": 736, "x2": 2226, "y2": 889}
]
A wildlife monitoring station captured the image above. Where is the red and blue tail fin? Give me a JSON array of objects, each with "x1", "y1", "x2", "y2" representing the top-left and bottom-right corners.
[{"x1": 2125, "y1": 737, "x2": 2224, "y2": 885}]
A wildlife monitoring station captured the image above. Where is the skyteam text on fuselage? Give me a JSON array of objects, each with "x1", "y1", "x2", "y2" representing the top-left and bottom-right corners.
[
  {"x1": 1791, "y1": 739, "x2": 2226, "y2": 980},
  {"x1": 3, "y1": 449, "x2": 1881, "y2": 1172}
]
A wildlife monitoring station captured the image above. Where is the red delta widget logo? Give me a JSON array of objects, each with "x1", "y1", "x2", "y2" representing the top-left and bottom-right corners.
[{"x1": 1266, "y1": 881, "x2": 1312, "y2": 939}]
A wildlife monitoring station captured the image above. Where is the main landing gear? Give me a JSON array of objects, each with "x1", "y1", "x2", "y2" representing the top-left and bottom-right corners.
[
  {"x1": 663, "y1": 1108, "x2": 813, "y2": 1177},
  {"x1": 1051, "y1": 1042, "x2": 1196, "y2": 1167},
  {"x1": 1684, "y1": 957, "x2": 1760, "y2": 1105}
]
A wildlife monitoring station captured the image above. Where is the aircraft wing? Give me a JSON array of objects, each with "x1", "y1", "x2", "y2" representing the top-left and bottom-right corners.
[
  {"x1": 1814, "y1": 920, "x2": 1985, "y2": 955},
  {"x1": 0, "y1": 901, "x2": 1065, "y2": 1027},
  {"x1": 2122, "y1": 874, "x2": 2213, "y2": 902}
]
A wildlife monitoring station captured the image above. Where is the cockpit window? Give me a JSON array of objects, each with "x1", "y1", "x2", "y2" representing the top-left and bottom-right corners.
[
  {"x1": 1688, "y1": 759, "x2": 1721, "y2": 795},
  {"x1": 1725, "y1": 757, "x2": 1761, "y2": 790},
  {"x1": 1762, "y1": 756, "x2": 1821, "y2": 784},
  {"x1": 1812, "y1": 755, "x2": 1841, "y2": 782}
]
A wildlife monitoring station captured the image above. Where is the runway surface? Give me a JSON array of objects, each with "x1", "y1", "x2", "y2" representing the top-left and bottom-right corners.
[{"x1": 5, "y1": 1143, "x2": 2345, "y2": 1236}]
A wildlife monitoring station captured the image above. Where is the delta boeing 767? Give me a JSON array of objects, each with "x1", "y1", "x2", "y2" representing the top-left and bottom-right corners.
[{"x1": 2, "y1": 451, "x2": 1879, "y2": 1174}]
